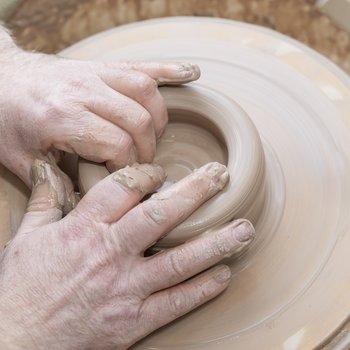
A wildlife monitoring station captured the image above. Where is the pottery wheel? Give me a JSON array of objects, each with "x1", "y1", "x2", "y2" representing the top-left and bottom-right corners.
[{"x1": 2, "y1": 17, "x2": 350, "y2": 349}]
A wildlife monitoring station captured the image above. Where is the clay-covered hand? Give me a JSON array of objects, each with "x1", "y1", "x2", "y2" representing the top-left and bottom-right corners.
[
  {"x1": 0, "y1": 27, "x2": 200, "y2": 195},
  {"x1": 0, "y1": 161, "x2": 254, "y2": 350}
]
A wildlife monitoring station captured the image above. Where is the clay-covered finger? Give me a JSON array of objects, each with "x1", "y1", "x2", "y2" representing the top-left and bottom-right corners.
[
  {"x1": 17, "y1": 160, "x2": 65, "y2": 235},
  {"x1": 139, "y1": 220, "x2": 254, "y2": 294},
  {"x1": 70, "y1": 163, "x2": 166, "y2": 224},
  {"x1": 87, "y1": 86, "x2": 157, "y2": 163},
  {"x1": 51, "y1": 111, "x2": 137, "y2": 169},
  {"x1": 138, "y1": 265, "x2": 230, "y2": 335},
  {"x1": 112, "y1": 162, "x2": 229, "y2": 254},
  {"x1": 109, "y1": 61, "x2": 201, "y2": 85},
  {"x1": 98, "y1": 70, "x2": 168, "y2": 138}
]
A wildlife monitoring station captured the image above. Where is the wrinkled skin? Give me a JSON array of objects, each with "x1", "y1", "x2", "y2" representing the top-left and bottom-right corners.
[
  {"x1": 0, "y1": 162, "x2": 254, "y2": 350},
  {"x1": 0, "y1": 29, "x2": 200, "y2": 204}
]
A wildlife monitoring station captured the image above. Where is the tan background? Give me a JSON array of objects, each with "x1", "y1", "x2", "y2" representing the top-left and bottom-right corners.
[{"x1": 5, "y1": 0, "x2": 350, "y2": 74}]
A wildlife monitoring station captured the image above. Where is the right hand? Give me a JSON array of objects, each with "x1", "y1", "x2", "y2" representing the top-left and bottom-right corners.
[{"x1": 0, "y1": 161, "x2": 254, "y2": 350}]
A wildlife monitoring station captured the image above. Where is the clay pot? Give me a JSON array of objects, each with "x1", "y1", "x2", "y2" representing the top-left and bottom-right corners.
[{"x1": 79, "y1": 85, "x2": 265, "y2": 247}]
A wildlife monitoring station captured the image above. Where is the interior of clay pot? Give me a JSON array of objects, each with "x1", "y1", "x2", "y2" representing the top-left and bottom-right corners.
[
  {"x1": 154, "y1": 108, "x2": 228, "y2": 183},
  {"x1": 79, "y1": 85, "x2": 266, "y2": 247}
]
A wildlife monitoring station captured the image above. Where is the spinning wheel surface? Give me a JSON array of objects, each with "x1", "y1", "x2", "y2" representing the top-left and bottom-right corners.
[{"x1": 2, "y1": 17, "x2": 350, "y2": 349}]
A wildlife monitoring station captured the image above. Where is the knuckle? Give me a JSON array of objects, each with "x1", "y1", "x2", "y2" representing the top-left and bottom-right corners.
[
  {"x1": 43, "y1": 98, "x2": 81, "y2": 124},
  {"x1": 137, "y1": 75, "x2": 157, "y2": 98},
  {"x1": 115, "y1": 132, "x2": 133, "y2": 154},
  {"x1": 44, "y1": 103, "x2": 65, "y2": 121},
  {"x1": 167, "y1": 290, "x2": 187, "y2": 316},
  {"x1": 213, "y1": 234, "x2": 231, "y2": 256},
  {"x1": 140, "y1": 200, "x2": 168, "y2": 227},
  {"x1": 135, "y1": 110, "x2": 153, "y2": 132},
  {"x1": 167, "y1": 249, "x2": 189, "y2": 278}
]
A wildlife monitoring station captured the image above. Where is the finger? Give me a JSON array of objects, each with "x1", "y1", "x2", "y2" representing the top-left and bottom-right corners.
[
  {"x1": 12, "y1": 151, "x2": 76, "y2": 215},
  {"x1": 70, "y1": 163, "x2": 166, "y2": 224},
  {"x1": 50, "y1": 111, "x2": 137, "y2": 169},
  {"x1": 112, "y1": 162, "x2": 229, "y2": 254},
  {"x1": 45, "y1": 152, "x2": 76, "y2": 214},
  {"x1": 138, "y1": 265, "x2": 231, "y2": 336},
  {"x1": 98, "y1": 69, "x2": 167, "y2": 138},
  {"x1": 116, "y1": 61, "x2": 201, "y2": 85},
  {"x1": 87, "y1": 84, "x2": 157, "y2": 163},
  {"x1": 17, "y1": 160, "x2": 65, "y2": 235},
  {"x1": 139, "y1": 220, "x2": 254, "y2": 295}
]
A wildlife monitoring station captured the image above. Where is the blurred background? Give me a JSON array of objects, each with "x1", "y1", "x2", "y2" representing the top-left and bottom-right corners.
[{"x1": 3, "y1": 0, "x2": 350, "y2": 74}]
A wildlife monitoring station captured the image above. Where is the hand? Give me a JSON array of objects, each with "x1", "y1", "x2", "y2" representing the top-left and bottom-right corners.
[
  {"x1": 0, "y1": 31, "x2": 200, "y2": 200},
  {"x1": 0, "y1": 161, "x2": 254, "y2": 350}
]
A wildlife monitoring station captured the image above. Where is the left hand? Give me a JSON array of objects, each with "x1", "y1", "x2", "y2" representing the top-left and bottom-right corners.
[
  {"x1": 0, "y1": 46, "x2": 200, "y2": 206},
  {"x1": 0, "y1": 161, "x2": 254, "y2": 350}
]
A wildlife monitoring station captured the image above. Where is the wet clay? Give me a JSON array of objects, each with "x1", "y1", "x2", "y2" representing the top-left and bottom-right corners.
[
  {"x1": 113, "y1": 163, "x2": 166, "y2": 194},
  {"x1": 79, "y1": 85, "x2": 265, "y2": 247},
  {"x1": 2, "y1": 17, "x2": 350, "y2": 349}
]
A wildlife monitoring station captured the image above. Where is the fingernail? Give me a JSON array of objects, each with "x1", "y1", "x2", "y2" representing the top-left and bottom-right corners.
[
  {"x1": 234, "y1": 220, "x2": 255, "y2": 243},
  {"x1": 214, "y1": 266, "x2": 232, "y2": 283},
  {"x1": 202, "y1": 162, "x2": 229, "y2": 192},
  {"x1": 178, "y1": 63, "x2": 201, "y2": 79}
]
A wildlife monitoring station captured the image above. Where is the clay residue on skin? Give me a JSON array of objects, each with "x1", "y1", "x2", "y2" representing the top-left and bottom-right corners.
[
  {"x1": 151, "y1": 162, "x2": 229, "y2": 226},
  {"x1": 31, "y1": 154, "x2": 76, "y2": 214},
  {"x1": 152, "y1": 162, "x2": 229, "y2": 201},
  {"x1": 144, "y1": 162, "x2": 229, "y2": 226},
  {"x1": 204, "y1": 162, "x2": 229, "y2": 194},
  {"x1": 156, "y1": 63, "x2": 201, "y2": 85},
  {"x1": 147, "y1": 207, "x2": 167, "y2": 224},
  {"x1": 29, "y1": 159, "x2": 64, "y2": 212},
  {"x1": 31, "y1": 159, "x2": 48, "y2": 187},
  {"x1": 113, "y1": 163, "x2": 166, "y2": 194}
]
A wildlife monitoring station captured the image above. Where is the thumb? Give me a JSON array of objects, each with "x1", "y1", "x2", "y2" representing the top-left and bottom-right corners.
[{"x1": 17, "y1": 160, "x2": 66, "y2": 235}]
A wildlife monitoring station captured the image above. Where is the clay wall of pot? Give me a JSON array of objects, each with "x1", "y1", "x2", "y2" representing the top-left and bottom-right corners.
[{"x1": 4, "y1": 0, "x2": 350, "y2": 74}]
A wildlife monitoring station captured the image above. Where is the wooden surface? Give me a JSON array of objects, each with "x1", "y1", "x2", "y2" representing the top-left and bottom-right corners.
[{"x1": 5, "y1": 0, "x2": 350, "y2": 74}]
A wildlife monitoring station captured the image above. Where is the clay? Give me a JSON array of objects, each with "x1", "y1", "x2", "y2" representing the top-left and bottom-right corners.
[
  {"x1": 79, "y1": 85, "x2": 266, "y2": 248},
  {"x1": 2, "y1": 17, "x2": 350, "y2": 349},
  {"x1": 112, "y1": 163, "x2": 166, "y2": 194}
]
